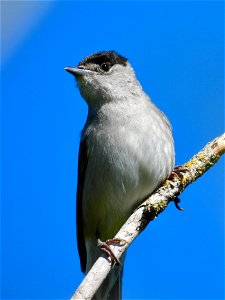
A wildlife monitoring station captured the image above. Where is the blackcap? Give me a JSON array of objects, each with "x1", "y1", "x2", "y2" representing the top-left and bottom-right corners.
[{"x1": 65, "y1": 51, "x2": 175, "y2": 299}]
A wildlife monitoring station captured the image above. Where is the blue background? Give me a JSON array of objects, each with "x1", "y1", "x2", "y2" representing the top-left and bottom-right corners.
[{"x1": 1, "y1": 1, "x2": 224, "y2": 299}]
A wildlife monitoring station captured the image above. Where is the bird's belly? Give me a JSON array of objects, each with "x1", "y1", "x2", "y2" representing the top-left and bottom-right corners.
[{"x1": 82, "y1": 126, "x2": 174, "y2": 241}]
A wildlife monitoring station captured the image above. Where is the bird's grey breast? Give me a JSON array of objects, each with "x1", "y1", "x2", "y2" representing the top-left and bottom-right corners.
[{"x1": 82, "y1": 99, "x2": 174, "y2": 236}]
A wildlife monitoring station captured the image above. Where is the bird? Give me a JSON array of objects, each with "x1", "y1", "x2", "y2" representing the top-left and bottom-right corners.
[{"x1": 65, "y1": 51, "x2": 175, "y2": 299}]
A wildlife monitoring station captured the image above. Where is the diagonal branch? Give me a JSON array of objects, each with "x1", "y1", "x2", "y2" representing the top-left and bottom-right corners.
[{"x1": 71, "y1": 133, "x2": 225, "y2": 300}]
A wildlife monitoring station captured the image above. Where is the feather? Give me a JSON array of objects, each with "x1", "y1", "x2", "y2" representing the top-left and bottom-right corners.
[{"x1": 76, "y1": 136, "x2": 88, "y2": 273}]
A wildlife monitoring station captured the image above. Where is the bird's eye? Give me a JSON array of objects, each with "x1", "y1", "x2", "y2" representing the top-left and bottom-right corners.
[{"x1": 101, "y1": 62, "x2": 111, "y2": 72}]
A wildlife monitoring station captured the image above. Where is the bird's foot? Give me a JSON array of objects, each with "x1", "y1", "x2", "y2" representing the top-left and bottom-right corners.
[
  {"x1": 173, "y1": 197, "x2": 184, "y2": 211},
  {"x1": 169, "y1": 165, "x2": 193, "y2": 182},
  {"x1": 168, "y1": 165, "x2": 192, "y2": 211},
  {"x1": 97, "y1": 238, "x2": 127, "y2": 267}
]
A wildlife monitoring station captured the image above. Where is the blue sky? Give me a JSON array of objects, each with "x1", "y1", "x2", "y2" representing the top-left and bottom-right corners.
[{"x1": 1, "y1": 1, "x2": 224, "y2": 299}]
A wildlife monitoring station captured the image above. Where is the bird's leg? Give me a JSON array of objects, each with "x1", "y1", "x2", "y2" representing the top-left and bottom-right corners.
[
  {"x1": 97, "y1": 238, "x2": 127, "y2": 267},
  {"x1": 168, "y1": 165, "x2": 193, "y2": 211}
]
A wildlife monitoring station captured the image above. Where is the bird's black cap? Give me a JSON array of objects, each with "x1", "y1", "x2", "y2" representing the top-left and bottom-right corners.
[{"x1": 78, "y1": 51, "x2": 128, "y2": 67}]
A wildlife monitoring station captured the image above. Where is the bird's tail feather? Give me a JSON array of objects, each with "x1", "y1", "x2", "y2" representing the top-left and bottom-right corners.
[
  {"x1": 108, "y1": 271, "x2": 122, "y2": 300},
  {"x1": 94, "y1": 266, "x2": 123, "y2": 300}
]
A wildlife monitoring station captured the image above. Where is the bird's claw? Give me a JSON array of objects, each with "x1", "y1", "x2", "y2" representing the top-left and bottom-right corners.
[
  {"x1": 169, "y1": 165, "x2": 193, "y2": 182},
  {"x1": 173, "y1": 197, "x2": 185, "y2": 211},
  {"x1": 97, "y1": 238, "x2": 127, "y2": 267},
  {"x1": 168, "y1": 166, "x2": 190, "y2": 211}
]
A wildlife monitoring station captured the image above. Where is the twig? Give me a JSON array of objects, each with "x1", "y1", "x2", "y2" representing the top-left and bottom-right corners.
[{"x1": 71, "y1": 133, "x2": 225, "y2": 300}]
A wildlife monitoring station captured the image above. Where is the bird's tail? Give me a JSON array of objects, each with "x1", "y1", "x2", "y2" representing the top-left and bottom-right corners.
[
  {"x1": 94, "y1": 266, "x2": 123, "y2": 300},
  {"x1": 108, "y1": 271, "x2": 122, "y2": 300}
]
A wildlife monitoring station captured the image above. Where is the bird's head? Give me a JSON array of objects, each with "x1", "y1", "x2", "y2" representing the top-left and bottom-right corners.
[{"x1": 65, "y1": 51, "x2": 142, "y2": 107}]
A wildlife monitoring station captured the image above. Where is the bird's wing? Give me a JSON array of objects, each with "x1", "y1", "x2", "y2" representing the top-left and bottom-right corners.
[{"x1": 76, "y1": 136, "x2": 88, "y2": 273}]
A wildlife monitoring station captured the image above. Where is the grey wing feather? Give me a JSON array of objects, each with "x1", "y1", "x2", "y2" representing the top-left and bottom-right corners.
[{"x1": 76, "y1": 136, "x2": 88, "y2": 273}]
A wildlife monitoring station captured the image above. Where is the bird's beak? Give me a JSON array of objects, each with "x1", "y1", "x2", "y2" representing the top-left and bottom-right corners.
[{"x1": 64, "y1": 66, "x2": 95, "y2": 77}]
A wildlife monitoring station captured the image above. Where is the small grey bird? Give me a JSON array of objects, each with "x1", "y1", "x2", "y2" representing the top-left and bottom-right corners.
[{"x1": 65, "y1": 51, "x2": 175, "y2": 300}]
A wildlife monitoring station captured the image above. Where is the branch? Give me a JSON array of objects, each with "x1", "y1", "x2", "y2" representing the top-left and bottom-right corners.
[{"x1": 71, "y1": 133, "x2": 225, "y2": 300}]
